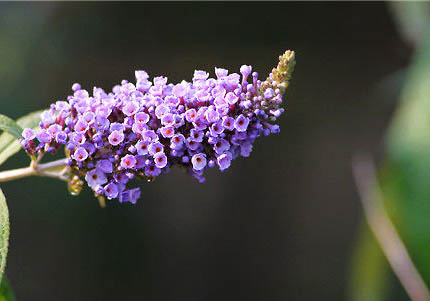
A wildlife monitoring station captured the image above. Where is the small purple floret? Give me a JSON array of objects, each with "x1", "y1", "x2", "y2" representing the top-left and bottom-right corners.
[
  {"x1": 108, "y1": 130, "x2": 124, "y2": 146},
  {"x1": 72, "y1": 147, "x2": 88, "y2": 162},
  {"x1": 154, "y1": 152, "x2": 167, "y2": 168},
  {"x1": 191, "y1": 153, "x2": 207, "y2": 171},
  {"x1": 104, "y1": 182, "x2": 119, "y2": 199},
  {"x1": 37, "y1": 130, "x2": 52, "y2": 144},
  {"x1": 22, "y1": 128, "x2": 36, "y2": 140},
  {"x1": 121, "y1": 154, "x2": 137, "y2": 169}
]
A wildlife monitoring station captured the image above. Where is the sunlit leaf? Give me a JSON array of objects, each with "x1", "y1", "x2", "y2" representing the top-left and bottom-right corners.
[
  {"x1": 0, "y1": 188, "x2": 9, "y2": 284},
  {"x1": 0, "y1": 276, "x2": 15, "y2": 301},
  {"x1": 0, "y1": 115, "x2": 22, "y2": 140}
]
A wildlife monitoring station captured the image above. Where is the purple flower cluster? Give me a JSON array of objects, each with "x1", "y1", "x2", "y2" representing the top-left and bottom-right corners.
[{"x1": 20, "y1": 51, "x2": 295, "y2": 204}]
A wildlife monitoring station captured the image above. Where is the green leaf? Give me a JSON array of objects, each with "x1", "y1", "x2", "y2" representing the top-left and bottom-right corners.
[
  {"x1": 349, "y1": 25, "x2": 430, "y2": 300},
  {"x1": 348, "y1": 223, "x2": 389, "y2": 301},
  {"x1": 0, "y1": 277, "x2": 15, "y2": 301},
  {"x1": 0, "y1": 115, "x2": 23, "y2": 140},
  {"x1": 0, "y1": 188, "x2": 9, "y2": 284},
  {"x1": 388, "y1": 2, "x2": 430, "y2": 47},
  {"x1": 382, "y1": 26, "x2": 430, "y2": 285},
  {"x1": 0, "y1": 110, "x2": 42, "y2": 167}
]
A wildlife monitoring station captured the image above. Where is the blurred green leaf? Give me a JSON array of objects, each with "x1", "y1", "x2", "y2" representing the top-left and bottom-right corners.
[
  {"x1": 348, "y1": 223, "x2": 389, "y2": 301},
  {"x1": 349, "y1": 25, "x2": 430, "y2": 300},
  {"x1": 383, "y1": 25, "x2": 430, "y2": 285},
  {"x1": 0, "y1": 110, "x2": 42, "y2": 167},
  {"x1": 389, "y1": 2, "x2": 430, "y2": 47},
  {"x1": 0, "y1": 115, "x2": 23, "y2": 140},
  {"x1": 0, "y1": 277, "x2": 15, "y2": 301},
  {"x1": 0, "y1": 188, "x2": 9, "y2": 284}
]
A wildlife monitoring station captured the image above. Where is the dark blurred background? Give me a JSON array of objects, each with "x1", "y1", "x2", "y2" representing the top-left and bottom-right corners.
[{"x1": 0, "y1": 2, "x2": 410, "y2": 300}]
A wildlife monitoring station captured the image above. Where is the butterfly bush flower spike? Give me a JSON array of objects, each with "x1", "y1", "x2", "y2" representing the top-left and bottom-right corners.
[{"x1": 20, "y1": 50, "x2": 295, "y2": 205}]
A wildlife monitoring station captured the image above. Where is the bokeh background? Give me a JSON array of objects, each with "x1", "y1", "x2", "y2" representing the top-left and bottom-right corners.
[{"x1": 0, "y1": 2, "x2": 413, "y2": 300}]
